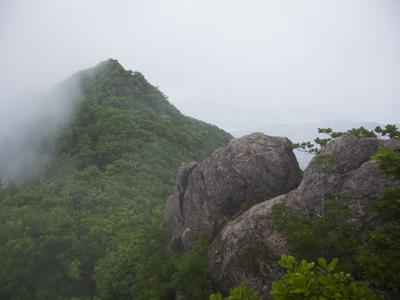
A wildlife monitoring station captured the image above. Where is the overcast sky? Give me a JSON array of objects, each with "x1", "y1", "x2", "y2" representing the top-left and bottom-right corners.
[{"x1": 1, "y1": 0, "x2": 399, "y2": 130}]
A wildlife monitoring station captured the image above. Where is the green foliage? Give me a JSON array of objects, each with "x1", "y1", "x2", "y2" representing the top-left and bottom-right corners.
[
  {"x1": 0, "y1": 59, "x2": 231, "y2": 299},
  {"x1": 375, "y1": 124, "x2": 400, "y2": 139},
  {"x1": 293, "y1": 125, "x2": 398, "y2": 154},
  {"x1": 372, "y1": 148, "x2": 400, "y2": 180},
  {"x1": 293, "y1": 127, "x2": 344, "y2": 154},
  {"x1": 313, "y1": 154, "x2": 338, "y2": 169},
  {"x1": 357, "y1": 188, "x2": 400, "y2": 296},
  {"x1": 271, "y1": 255, "x2": 381, "y2": 300},
  {"x1": 272, "y1": 195, "x2": 361, "y2": 274},
  {"x1": 94, "y1": 220, "x2": 178, "y2": 300},
  {"x1": 292, "y1": 141, "x2": 319, "y2": 154},
  {"x1": 346, "y1": 126, "x2": 377, "y2": 138},
  {"x1": 209, "y1": 284, "x2": 261, "y2": 300},
  {"x1": 172, "y1": 235, "x2": 216, "y2": 300}
]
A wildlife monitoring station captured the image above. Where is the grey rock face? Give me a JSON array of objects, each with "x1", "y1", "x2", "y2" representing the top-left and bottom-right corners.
[
  {"x1": 286, "y1": 135, "x2": 400, "y2": 214},
  {"x1": 163, "y1": 133, "x2": 302, "y2": 251},
  {"x1": 164, "y1": 161, "x2": 198, "y2": 244},
  {"x1": 341, "y1": 160, "x2": 400, "y2": 209},
  {"x1": 212, "y1": 195, "x2": 287, "y2": 297}
]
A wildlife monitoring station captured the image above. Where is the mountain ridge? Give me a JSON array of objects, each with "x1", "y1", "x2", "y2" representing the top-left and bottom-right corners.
[{"x1": 0, "y1": 59, "x2": 232, "y2": 299}]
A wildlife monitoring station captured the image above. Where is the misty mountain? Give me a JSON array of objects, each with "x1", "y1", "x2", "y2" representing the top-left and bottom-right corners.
[
  {"x1": 229, "y1": 119, "x2": 396, "y2": 168},
  {"x1": 0, "y1": 59, "x2": 231, "y2": 299}
]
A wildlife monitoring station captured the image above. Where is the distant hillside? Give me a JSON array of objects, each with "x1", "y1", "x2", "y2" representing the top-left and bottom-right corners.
[
  {"x1": 0, "y1": 59, "x2": 231, "y2": 299},
  {"x1": 229, "y1": 119, "x2": 395, "y2": 168}
]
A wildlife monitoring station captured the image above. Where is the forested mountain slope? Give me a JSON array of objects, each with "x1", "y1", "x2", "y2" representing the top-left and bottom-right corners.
[{"x1": 0, "y1": 59, "x2": 232, "y2": 299}]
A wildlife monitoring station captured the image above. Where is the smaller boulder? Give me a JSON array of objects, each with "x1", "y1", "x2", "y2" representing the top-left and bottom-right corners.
[
  {"x1": 212, "y1": 195, "x2": 287, "y2": 298},
  {"x1": 287, "y1": 135, "x2": 383, "y2": 214}
]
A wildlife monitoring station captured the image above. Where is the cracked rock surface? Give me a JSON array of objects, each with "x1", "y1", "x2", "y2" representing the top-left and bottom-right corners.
[
  {"x1": 162, "y1": 133, "x2": 302, "y2": 251},
  {"x1": 286, "y1": 135, "x2": 400, "y2": 214}
]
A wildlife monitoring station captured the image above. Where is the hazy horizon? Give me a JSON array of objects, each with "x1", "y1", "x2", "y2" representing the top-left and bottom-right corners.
[{"x1": 1, "y1": 0, "x2": 399, "y2": 132}]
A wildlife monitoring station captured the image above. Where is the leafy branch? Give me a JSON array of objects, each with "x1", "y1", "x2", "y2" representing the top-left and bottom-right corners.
[{"x1": 293, "y1": 124, "x2": 399, "y2": 155}]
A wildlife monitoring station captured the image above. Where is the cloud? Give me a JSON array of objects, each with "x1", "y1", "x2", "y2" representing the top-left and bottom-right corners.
[
  {"x1": 0, "y1": 0, "x2": 399, "y2": 179},
  {"x1": 0, "y1": 76, "x2": 81, "y2": 182}
]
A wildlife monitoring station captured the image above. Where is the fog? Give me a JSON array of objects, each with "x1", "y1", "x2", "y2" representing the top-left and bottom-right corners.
[
  {"x1": 1, "y1": 0, "x2": 400, "y2": 179},
  {"x1": 0, "y1": 79, "x2": 81, "y2": 182}
]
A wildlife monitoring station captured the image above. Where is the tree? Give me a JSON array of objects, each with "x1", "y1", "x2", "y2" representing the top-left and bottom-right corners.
[
  {"x1": 357, "y1": 145, "x2": 400, "y2": 296},
  {"x1": 293, "y1": 125, "x2": 398, "y2": 154},
  {"x1": 293, "y1": 128, "x2": 344, "y2": 154},
  {"x1": 372, "y1": 148, "x2": 400, "y2": 180},
  {"x1": 375, "y1": 124, "x2": 400, "y2": 139},
  {"x1": 271, "y1": 256, "x2": 381, "y2": 300},
  {"x1": 209, "y1": 284, "x2": 261, "y2": 300},
  {"x1": 271, "y1": 194, "x2": 361, "y2": 274},
  {"x1": 172, "y1": 236, "x2": 216, "y2": 300},
  {"x1": 357, "y1": 188, "x2": 400, "y2": 297}
]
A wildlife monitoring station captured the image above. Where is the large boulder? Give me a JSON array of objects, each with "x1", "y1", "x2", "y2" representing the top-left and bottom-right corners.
[
  {"x1": 212, "y1": 195, "x2": 287, "y2": 297},
  {"x1": 163, "y1": 133, "x2": 302, "y2": 251}
]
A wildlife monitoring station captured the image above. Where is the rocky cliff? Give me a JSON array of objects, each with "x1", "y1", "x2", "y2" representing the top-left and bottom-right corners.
[{"x1": 163, "y1": 133, "x2": 400, "y2": 298}]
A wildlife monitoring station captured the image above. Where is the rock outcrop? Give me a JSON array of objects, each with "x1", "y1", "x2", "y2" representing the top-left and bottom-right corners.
[
  {"x1": 212, "y1": 195, "x2": 287, "y2": 295},
  {"x1": 286, "y1": 136, "x2": 400, "y2": 214},
  {"x1": 163, "y1": 133, "x2": 302, "y2": 251},
  {"x1": 164, "y1": 133, "x2": 400, "y2": 299},
  {"x1": 211, "y1": 135, "x2": 400, "y2": 298}
]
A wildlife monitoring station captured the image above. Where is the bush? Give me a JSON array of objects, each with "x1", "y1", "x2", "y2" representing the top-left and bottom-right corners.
[
  {"x1": 271, "y1": 256, "x2": 381, "y2": 300},
  {"x1": 209, "y1": 284, "x2": 261, "y2": 300}
]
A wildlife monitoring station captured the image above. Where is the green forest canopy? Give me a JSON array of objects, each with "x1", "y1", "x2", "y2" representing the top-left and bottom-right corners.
[{"x1": 0, "y1": 59, "x2": 231, "y2": 299}]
